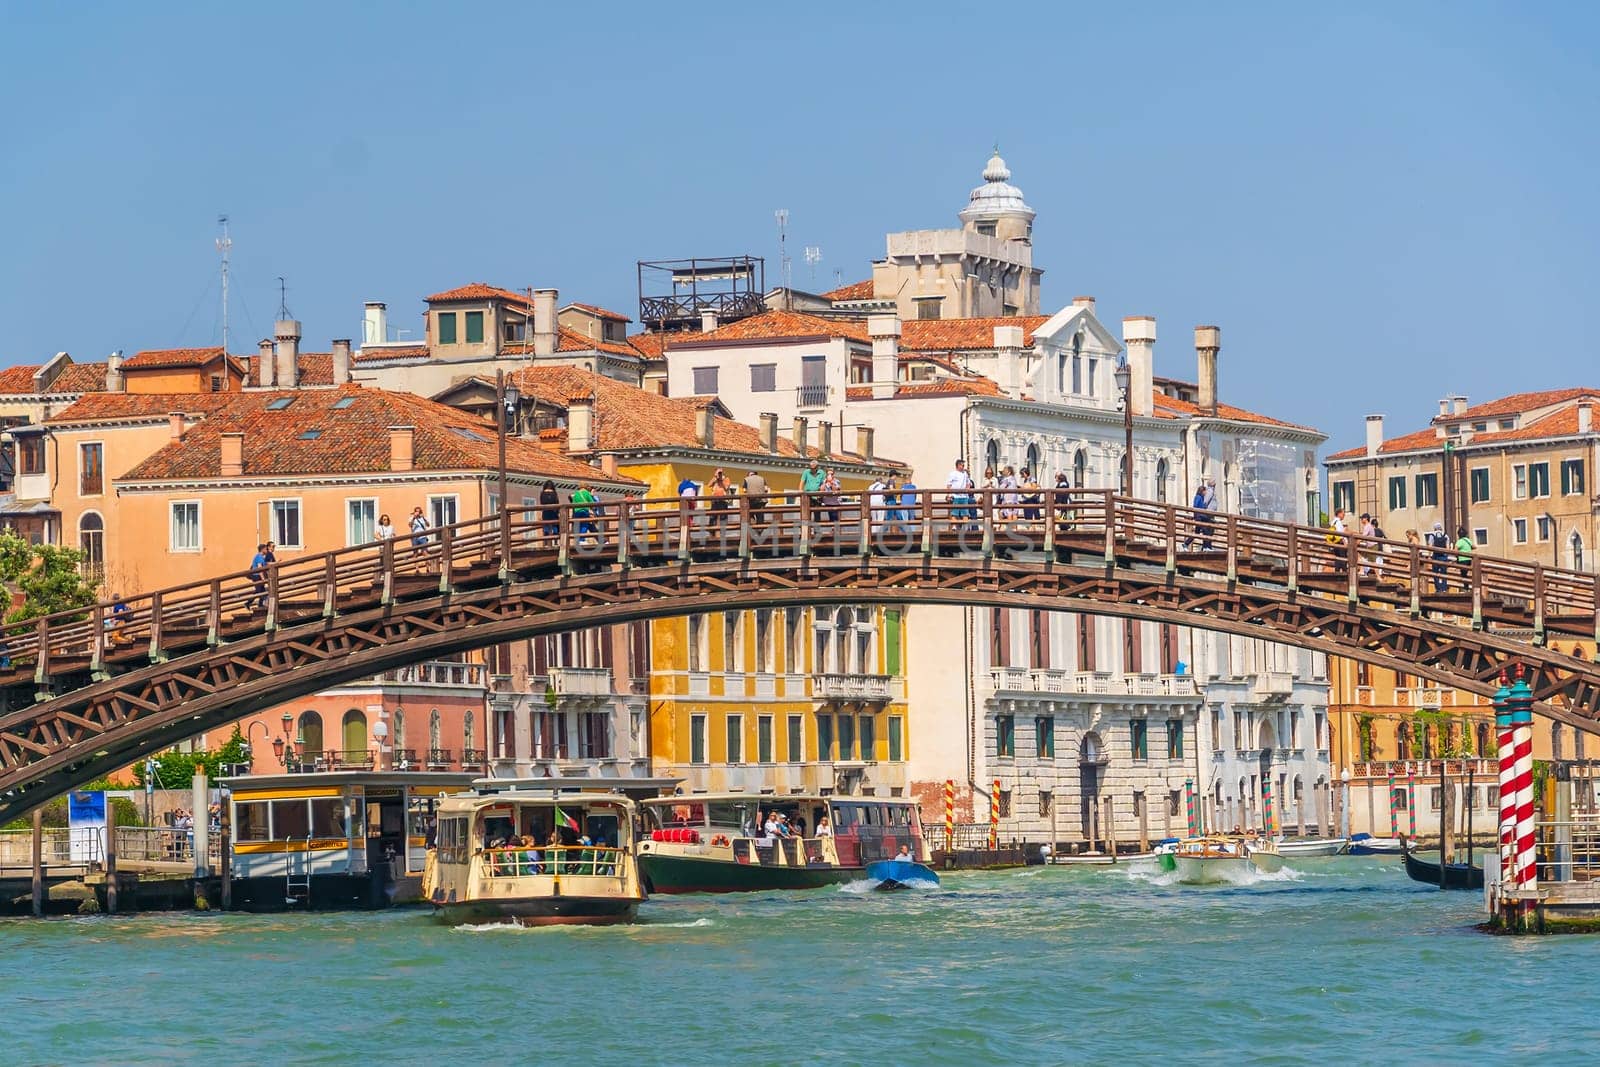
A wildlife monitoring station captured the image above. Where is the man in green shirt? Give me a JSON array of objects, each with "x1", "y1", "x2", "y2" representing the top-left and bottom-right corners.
[
  {"x1": 571, "y1": 482, "x2": 598, "y2": 544},
  {"x1": 800, "y1": 459, "x2": 825, "y2": 494},
  {"x1": 1453, "y1": 525, "x2": 1473, "y2": 591}
]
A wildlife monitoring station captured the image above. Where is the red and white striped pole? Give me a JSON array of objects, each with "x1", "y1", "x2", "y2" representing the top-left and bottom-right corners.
[
  {"x1": 1493, "y1": 675, "x2": 1514, "y2": 908},
  {"x1": 1406, "y1": 761, "x2": 1418, "y2": 841},
  {"x1": 944, "y1": 779, "x2": 955, "y2": 852},
  {"x1": 1387, "y1": 767, "x2": 1398, "y2": 841},
  {"x1": 989, "y1": 778, "x2": 1000, "y2": 850},
  {"x1": 1508, "y1": 668, "x2": 1538, "y2": 910}
]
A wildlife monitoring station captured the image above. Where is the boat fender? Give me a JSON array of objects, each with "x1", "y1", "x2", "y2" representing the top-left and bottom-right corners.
[{"x1": 711, "y1": 834, "x2": 729, "y2": 847}]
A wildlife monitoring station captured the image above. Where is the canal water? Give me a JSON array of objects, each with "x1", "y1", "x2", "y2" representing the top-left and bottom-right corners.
[{"x1": 5, "y1": 857, "x2": 1597, "y2": 1064}]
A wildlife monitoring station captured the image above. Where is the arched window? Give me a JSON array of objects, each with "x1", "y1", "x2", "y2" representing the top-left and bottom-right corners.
[
  {"x1": 1118, "y1": 451, "x2": 1129, "y2": 492},
  {"x1": 464, "y1": 710, "x2": 476, "y2": 754},
  {"x1": 1024, "y1": 443, "x2": 1041, "y2": 480},
  {"x1": 78, "y1": 512, "x2": 105, "y2": 578},
  {"x1": 429, "y1": 709, "x2": 442, "y2": 753},
  {"x1": 298, "y1": 711, "x2": 323, "y2": 758},
  {"x1": 1396, "y1": 723, "x2": 1410, "y2": 760},
  {"x1": 1475, "y1": 721, "x2": 1490, "y2": 757},
  {"x1": 1572, "y1": 531, "x2": 1585, "y2": 572},
  {"x1": 834, "y1": 607, "x2": 855, "y2": 673},
  {"x1": 1155, "y1": 458, "x2": 1169, "y2": 503},
  {"x1": 984, "y1": 438, "x2": 1001, "y2": 478},
  {"x1": 393, "y1": 707, "x2": 406, "y2": 752},
  {"x1": 341, "y1": 708, "x2": 367, "y2": 754},
  {"x1": 1073, "y1": 449, "x2": 1087, "y2": 489}
]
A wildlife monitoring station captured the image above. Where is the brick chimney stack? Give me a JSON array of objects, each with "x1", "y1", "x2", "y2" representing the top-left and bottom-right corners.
[{"x1": 1194, "y1": 325, "x2": 1220, "y2": 416}]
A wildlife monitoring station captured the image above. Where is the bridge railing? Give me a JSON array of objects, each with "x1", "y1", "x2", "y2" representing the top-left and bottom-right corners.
[{"x1": 2, "y1": 488, "x2": 1598, "y2": 688}]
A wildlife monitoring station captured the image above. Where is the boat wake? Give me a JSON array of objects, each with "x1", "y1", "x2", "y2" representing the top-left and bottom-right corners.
[
  {"x1": 640, "y1": 917, "x2": 716, "y2": 929},
  {"x1": 837, "y1": 878, "x2": 939, "y2": 894}
]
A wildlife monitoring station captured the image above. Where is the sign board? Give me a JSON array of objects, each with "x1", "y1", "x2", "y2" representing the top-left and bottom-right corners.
[{"x1": 68, "y1": 790, "x2": 107, "y2": 863}]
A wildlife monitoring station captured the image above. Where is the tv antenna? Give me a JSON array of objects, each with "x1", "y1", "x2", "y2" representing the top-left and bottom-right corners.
[
  {"x1": 216, "y1": 215, "x2": 232, "y2": 353},
  {"x1": 277, "y1": 277, "x2": 291, "y2": 320},
  {"x1": 775, "y1": 209, "x2": 791, "y2": 309},
  {"x1": 804, "y1": 246, "x2": 822, "y2": 286}
]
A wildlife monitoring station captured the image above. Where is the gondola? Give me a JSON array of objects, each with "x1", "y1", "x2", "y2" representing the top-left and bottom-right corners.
[{"x1": 1401, "y1": 842, "x2": 1484, "y2": 890}]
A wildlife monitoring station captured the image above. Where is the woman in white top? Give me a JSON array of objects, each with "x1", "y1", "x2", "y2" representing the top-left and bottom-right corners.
[
  {"x1": 815, "y1": 816, "x2": 832, "y2": 837},
  {"x1": 374, "y1": 513, "x2": 395, "y2": 541}
]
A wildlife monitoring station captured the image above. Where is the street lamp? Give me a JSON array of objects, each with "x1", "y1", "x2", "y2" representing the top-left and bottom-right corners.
[
  {"x1": 372, "y1": 717, "x2": 389, "y2": 772},
  {"x1": 1113, "y1": 358, "x2": 1133, "y2": 497},
  {"x1": 1340, "y1": 768, "x2": 1352, "y2": 841},
  {"x1": 280, "y1": 711, "x2": 293, "y2": 736},
  {"x1": 495, "y1": 371, "x2": 522, "y2": 567}
]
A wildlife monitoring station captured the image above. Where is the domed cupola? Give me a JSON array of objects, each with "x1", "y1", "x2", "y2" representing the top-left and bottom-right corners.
[{"x1": 958, "y1": 147, "x2": 1035, "y2": 241}]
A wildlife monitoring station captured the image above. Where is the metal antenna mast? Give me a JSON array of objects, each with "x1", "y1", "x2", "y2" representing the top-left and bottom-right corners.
[
  {"x1": 804, "y1": 246, "x2": 822, "y2": 286},
  {"x1": 775, "y1": 209, "x2": 791, "y2": 309},
  {"x1": 216, "y1": 215, "x2": 232, "y2": 352},
  {"x1": 277, "y1": 277, "x2": 291, "y2": 320}
]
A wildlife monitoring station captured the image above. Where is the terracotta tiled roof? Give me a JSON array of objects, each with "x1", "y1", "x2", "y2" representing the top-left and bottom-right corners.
[
  {"x1": 1151, "y1": 391, "x2": 1313, "y2": 431},
  {"x1": 823, "y1": 279, "x2": 875, "y2": 301},
  {"x1": 507, "y1": 366, "x2": 897, "y2": 467},
  {"x1": 242, "y1": 353, "x2": 335, "y2": 386},
  {"x1": 354, "y1": 344, "x2": 430, "y2": 363},
  {"x1": 0, "y1": 361, "x2": 109, "y2": 394},
  {"x1": 500, "y1": 328, "x2": 642, "y2": 360},
  {"x1": 562, "y1": 302, "x2": 631, "y2": 322},
  {"x1": 121, "y1": 347, "x2": 227, "y2": 370},
  {"x1": 698, "y1": 309, "x2": 871, "y2": 344},
  {"x1": 118, "y1": 385, "x2": 635, "y2": 485},
  {"x1": 846, "y1": 377, "x2": 1004, "y2": 401},
  {"x1": 0, "y1": 365, "x2": 42, "y2": 392},
  {"x1": 1446, "y1": 387, "x2": 1600, "y2": 422},
  {"x1": 46, "y1": 392, "x2": 238, "y2": 425},
  {"x1": 899, "y1": 316, "x2": 1051, "y2": 352},
  {"x1": 1327, "y1": 404, "x2": 1598, "y2": 461},
  {"x1": 1326, "y1": 428, "x2": 1442, "y2": 461},
  {"x1": 626, "y1": 332, "x2": 670, "y2": 360},
  {"x1": 424, "y1": 282, "x2": 534, "y2": 307}
]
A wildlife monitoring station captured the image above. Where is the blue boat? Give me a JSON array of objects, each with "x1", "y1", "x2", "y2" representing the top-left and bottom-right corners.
[
  {"x1": 865, "y1": 859, "x2": 941, "y2": 890},
  {"x1": 1347, "y1": 832, "x2": 1404, "y2": 856}
]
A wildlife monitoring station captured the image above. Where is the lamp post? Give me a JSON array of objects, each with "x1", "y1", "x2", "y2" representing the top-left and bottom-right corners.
[
  {"x1": 245, "y1": 720, "x2": 271, "y2": 774},
  {"x1": 372, "y1": 715, "x2": 389, "y2": 772},
  {"x1": 1340, "y1": 767, "x2": 1352, "y2": 841},
  {"x1": 1113, "y1": 358, "x2": 1133, "y2": 497},
  {"x1": 495, "y1": 371, "x2": 521, "y2": 569}
]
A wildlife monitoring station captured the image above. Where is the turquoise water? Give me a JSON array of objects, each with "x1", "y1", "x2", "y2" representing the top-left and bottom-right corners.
[{"x1": 4, "y1": 857, "x2": 1597, "y2": 1065}]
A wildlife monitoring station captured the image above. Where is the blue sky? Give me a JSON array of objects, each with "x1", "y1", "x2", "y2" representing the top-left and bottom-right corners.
[{"x1": 2, "y1": 2, "x2": 1596, "y2": 450}]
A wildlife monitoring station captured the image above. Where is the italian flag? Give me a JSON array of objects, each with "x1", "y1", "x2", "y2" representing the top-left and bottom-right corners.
[{"x1": 555, "y1": 806, "x2": 579, "y2": 833}]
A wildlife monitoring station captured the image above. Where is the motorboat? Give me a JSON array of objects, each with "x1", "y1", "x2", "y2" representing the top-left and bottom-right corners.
[
  {"x1": 864, "y1": 858, "x2": 941, "y2": 890},
  {"x1": 1275, "y1": 836, "x2": 1349, "y2": 857},
  {"x1": 1347, "y1": 832, "x2": 1406, "y2": 856},
  {"x1": 1169, "y1": 836, "x2": 1283, "y2": 883}
]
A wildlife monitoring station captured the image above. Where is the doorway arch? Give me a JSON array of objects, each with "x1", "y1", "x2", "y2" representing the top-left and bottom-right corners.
[
  {"x1": 342, "y1": 708, "x2": 367, "y2": 754},
  {"x1": 297, "y1": 711, "x2": 323, "y2": 759}
]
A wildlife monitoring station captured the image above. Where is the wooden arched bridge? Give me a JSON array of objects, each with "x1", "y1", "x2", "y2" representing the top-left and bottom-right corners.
[{"x1": 1, "y1": 489, "x2": 1598, "y2": 824}]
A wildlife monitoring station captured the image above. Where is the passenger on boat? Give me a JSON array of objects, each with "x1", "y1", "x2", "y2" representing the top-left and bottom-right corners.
[
  {"x1": 815, "y1": 816, "x2": 832, "y2": 837},
  {"x1": 895, "y1": 846, "x2": 913, "y2": 862},
  {"x1": 763, "y1": 814, "x2": 781, "y2": 838}
]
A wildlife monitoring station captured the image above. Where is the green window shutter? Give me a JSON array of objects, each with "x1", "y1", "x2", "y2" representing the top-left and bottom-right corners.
[
  {"x1": 465, "y1": 311, "x2": 484, "y2": 344},
  {"x1": 888, "y1": 716, "x2": 903, "y2": 762},
  {"x1": 437, "y1": 312, "x2": 457, "y2": 344},
  {"x1": 885, "y1": 610, "x2": 901, "y2": 675}
]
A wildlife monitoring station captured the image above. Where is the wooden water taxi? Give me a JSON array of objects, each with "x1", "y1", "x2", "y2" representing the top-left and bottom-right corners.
[
  {"x1": 635, "y1": 793, "x2": 929, "y2": 894},
  {"x1": 423, "y1": 783, "x2": 644, "y2": 926},
  {"x1": 223, "y1": 771, "x2": 474, "y2": 911}
]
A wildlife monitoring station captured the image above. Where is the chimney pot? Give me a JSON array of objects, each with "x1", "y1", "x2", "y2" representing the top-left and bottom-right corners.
[
  {"x1": 274, "y1": 319, "x2": 302, "y2": 390},
  {"x1": 870, "y1": 315, "x2": 901, "y2": 399},
  {"x1": 1193, "y1": 325, "x2": 1221, "y2": 416},
  {"x1": 695, "y1": 405, "x2": 715, "y2": 449},
  {"x1": 994, "y1": 324, "x2": 1025, "y2": 398},
  {"x1": 1438, "y1": 398, "x2": 1450, "y2": 418},
  {"x1": 566, "y1": 395, "x2": 594, "y2": 453},
  {"x1": 1121, "y1": 317, "x2": 1156, "y2": 418},
  {"x1": 1072, "y1": 296, "x2": 1096, "y2": 313},
  {"x1": 258, "y1": 338, "x2": 276, "y2": 388},
  {"x1": 1451, "y1": 395, "x2": 1469, "y2": 416},
  {"x1": 1579, "y1": 402, "x2": 1593, "y2": 435},
  {"x1": 818, "y1": 421, "x2": 833, "y2": 458},
  {"x1": 363, "y1": 302, "x2": 388, "y2": 347},
  {"x1": 1365, "y1": 414, "x2": 1384, "y2": 459},
  {"x1": 331, "y1": 339, "x2": 352, "y2": 387},
  {"x1": 220, "y1": 431, "x2": 244, "y2": 477},
  {"x1": 388, "y1": 425, "x2": 415, "y2": 472},
  {"x1": 700, "y1": 309, "x2": 719, "y2": 333},
  {"x1": 105, "y1": 350, "x2": 125, "y2": 393},
  {"x1": 168, "y1": 411, "x2": 186, "y2": 440},
  {"x1": 533, "y1": 289, "x2": 558, "y2": 357},
  {"x1": 857, "y1": 425, "x2": 875, "y2": 462},
  {"x1": 759, "y1": 412, "x2": 779, "y2": 454},
  {"x1": 791, "y1": 416, "x2": 809, "y2": 455}
]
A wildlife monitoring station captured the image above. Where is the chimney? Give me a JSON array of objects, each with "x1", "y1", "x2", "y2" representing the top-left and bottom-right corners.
[
  {"x1": 168, "y1": 412, "x2": 186, "y2": 440},
  {"x1": 105, "y1": 350, "x2": 125, "y2": 393},
  {"x1": 567, "y1": 396, "x2": 594, "y2": 453},
  {"x1": 363, "y1": 302, "x2": 388, "y2": 347},
  {"x1": 331, "y1": 339, "x2": 352, "y2": 387},
  {"x1": 1579, "y1": 402, "x2": 1593, "y2": 434},
  {"x1": 1194, "y1": 325, "x2": 1220, "y2": 416},
  {"x1": 760, "y1": 412, "x2": 779, "y2": 453},
  {"x1": 1437, "y1": 398, "x2": 1450, "y2": 418},
  {"x1": 695, "y1": 404, "x2": 716, "y2": 449},
  {"x1": 388, "y1": 425, "x2": 415, "y2": 472},
  {"x1": 258, "y1": 338, "x2": 276, "y2": 388},
  {"x1": 818, "y1": 420, "x2": 833, "y2": 458},
  {"x1": 1121, "y1": 317, "x2": 1155, "y2": 417},
  {"x1": 994, "y1": 324, "x2": 1025, "y2": 398},
  {"x1": 220, "y1": 432, "x2": 244, "y2": 477},
  {"x1": 856, "y1": 426, "x2": 875, "y2": 462},
  {"x1": 870, "y1": 314, "x2": 901, "y2": 400},
  {"x1": 792, "y1": 416, "x2": 809, "y2": 455},
  {"x1": 533, "y1": 289, "x2": 558, "y2": 357},
  {"x1": 1451, "y1": 395, "x2": 1469, "y2": 416},
  {"x1": 274, "y1": 319, "x2": 301, "y2": 390},
  {"x1": 1072, "y1": 296, "x2": 1096, "y2": 314},
  {"x1": 700, "y1": 309, "x2": 720, "y2": 334},
  {"x1": 1365, "y1": 414, "x2": 1384, "y2": 459}
]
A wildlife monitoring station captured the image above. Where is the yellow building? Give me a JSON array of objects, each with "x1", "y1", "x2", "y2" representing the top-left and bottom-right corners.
[{"x1": 434, "y1": 365, "x2": 913, "y2": 796}]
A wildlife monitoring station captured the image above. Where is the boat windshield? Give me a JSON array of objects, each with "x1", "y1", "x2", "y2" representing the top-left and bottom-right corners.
[
  {"x1": 644, "y1": 798, "x2": 830, "y2": 837},
  {"x1": 476, "y1": 800, "x2": 629, "y2": 850}
]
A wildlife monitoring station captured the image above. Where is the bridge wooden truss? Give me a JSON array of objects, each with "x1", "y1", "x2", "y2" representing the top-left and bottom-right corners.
[{"x1": 1, "y1": 489, "x2": 1597, "y2": 823}]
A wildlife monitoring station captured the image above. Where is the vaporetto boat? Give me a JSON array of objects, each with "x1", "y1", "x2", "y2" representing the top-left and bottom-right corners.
[{"x1": 636, "y1": 793, "x2": 930, "y2": 894}]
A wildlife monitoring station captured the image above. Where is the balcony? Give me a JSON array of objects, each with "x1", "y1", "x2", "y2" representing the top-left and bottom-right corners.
[
  {"x1": 1394, "y1": 687, "x2": 1469, "y2": 708},
  {"x1": 1250, "y1": 671, "x2": 1295, "y2": 702},
  {"x1": 379, "y1": 660, "x2": 485, "y2": 688},
  {"x1": 1350, "y1": 757, "x2": 1494, "y2": 780},
  {"x1": 544, "y1": 667, "x2": 613, "y2": 698},
  {"x1": 796, "y1": 384, "x2": 828, "y2": 409},
  {"x1": 813, "y1": 673, "x2": 895, "y2": 702},
  {"x1": 987, "y1": 669, "x2": 1198, "y2": 698}
]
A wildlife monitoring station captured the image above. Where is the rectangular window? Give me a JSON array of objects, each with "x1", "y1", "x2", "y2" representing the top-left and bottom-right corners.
[
  {"x1": 1035, "y1": 716, "x2": 1055, "y2": 759},
  {"x1": 18, "y1": 435, "x2": 45, "y2": 476},
  {"x1": 1470, "y1": 467, "x2": 1490, "y2": 504},
  {"x1": 750, "y1": 363, "x2": 776, "y2": 392},
  {"x1": 787, "y1": 715, "x2": 803, "y2": 762},
  {"x1": 1131, "y1": 720, "x2": 1149, "y2": 761},
  {"x1": 688, "y1": 614, "x2": 705, "y2": 672},
  {"x1": 837, "y1": 714, "x2": 856, "y2": 761},
  {"x1": 170, "y1": 501, "x2": 201, "y2": 552},
  {"x1": 691, "y1": 366, "x2": 719, "y2": 395},
  {"x1": 1513, "y1": 464, "x2": 1528, "y2": 500},
  {"x1": 998, "y1": 790, "x2": 1012, "y2": 818},
  {"x1": 347, "y1": 499, "x2": 377, "y2": 545},
  {"x1": 428, "y1": 494, "x2": 459, "y2": 531},
  {"x1": 503, "y1": 319, "x2": 526, "y2": 342},
  {"x1": 1561, "y1": 458, "x2": 1585, "y2": 496},
  {"x1": 1414, "y1": 473, "x2": 1438, "y2": 508},
  {"x1": 1513, "y1": 518, "x2": 1528, "y2": 544},
  {"x1": 1167, "y1": 718, "x2": 1184, "y2": 759},
  {"x1": 725, "y1": 715, "x2": 743, "y2": 765},
  {"x1": 1529, "y1": 462, "x2": 1550, "y2": 498},
  {"x1": 757, "y1": 715, "x2": 773, "y2": 763},
  {"x1": 723, "y1": 613, "x2": 740, "y2": 672},
  {"x1": 79, "y1": 443, "x2": 103, "y2": 495},
  {"x1": 914, "y1": 297, "x2": 943, "y2": 320},
  {"x1": 1474, "y1": 528, "x2": 1488, "y2": 546},
  {"x1": 859, "y1": 715, "x2": 876, "y2": 761},
  {"x1": 436, "y1": 312, "x2": 457, "y2": 344},
  {"x1": 464, "y1": 310, "x2": 484, "y2": 344},
  {"x1": 1039, "y1": 791, "x2": 1052, "y2": 819},
  {"x1": 817, "y1": 713, "x2": 834, "y2": 761},
  {"x1": 996, "y1": 715, "x2": 1015, "y2": 758},
  {"x1": 888, "y1": 716, "x2": 904, "y2": 762},
  {"x1": 690, "y1": 714, "x2": 707, "y2": 765},
  {"x1": 270, "y1": 499, "x2": 302, "y2": 548},
  {"x1": 1331, "y1": 480, "x2": 1355, "y2": 514},
  {"x1": 1536, "y1": 515, "x2": 1553, "y2": 542},
  {"x1": 1387, "y1": 476, "x2": 1406, "y2": 511}
]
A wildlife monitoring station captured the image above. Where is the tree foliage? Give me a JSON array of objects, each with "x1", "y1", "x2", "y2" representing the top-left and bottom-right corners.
[
  {"x1": 132, "y1": 726, "x2": 251, "y2": 789},
  {"x1": 0, "y1": 530, "x2": 99, "y2": 623}
]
